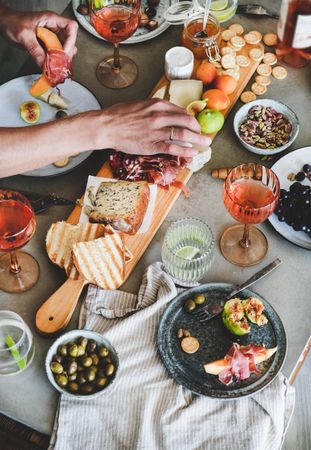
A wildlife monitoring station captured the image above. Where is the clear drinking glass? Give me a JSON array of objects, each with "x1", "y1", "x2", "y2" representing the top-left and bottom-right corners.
[
  {"x1": 0, "y1": 311, "x2": 35, "y2": 376},
  {"x1": 161, "y1": 218, "x2": 215, "y2": 285}
]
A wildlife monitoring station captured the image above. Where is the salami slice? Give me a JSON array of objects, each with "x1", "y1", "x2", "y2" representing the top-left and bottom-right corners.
[{"x1": 43, "y1": 49, "x2": 73, "y2": 87}]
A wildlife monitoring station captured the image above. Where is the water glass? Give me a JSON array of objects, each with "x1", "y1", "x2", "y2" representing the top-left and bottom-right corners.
[
  {"x1": 161, "y1": 218, "x2": 215, "y2": 285},
  {"x1": 0, "y1": 311, "x2": 35, "y2": 376}
]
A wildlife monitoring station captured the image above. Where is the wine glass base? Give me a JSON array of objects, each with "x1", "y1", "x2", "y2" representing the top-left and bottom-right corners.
[
  {"x1": 0, "y1": 252, "x2": 40, "y2": 293},
  {"x1": 220, "y1": 224, "x2": 268, "y2": 267},
  {"x1": 96, "y1": 55, "x2": 138, "y2": 89}
]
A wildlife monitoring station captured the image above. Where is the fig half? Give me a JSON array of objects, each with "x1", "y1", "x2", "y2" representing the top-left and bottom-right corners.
[
  {"x1": 186, "y1": 99, "x2": 207, "y2": 116},
  {"x1": 222, "y1": 298, "x2": 251, "y2": 336},
  {"x1": 20, "y1": 101, "x2": 40, "y2": 124},
  {"x1": 242, "y1": 297, "x2": 268, "y2": 326}
]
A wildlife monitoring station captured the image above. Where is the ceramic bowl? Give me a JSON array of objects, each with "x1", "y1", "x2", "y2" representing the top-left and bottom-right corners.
[
  {"x1": 45, "y1": 329, "x2": 119, "y2": 400},
  {"x1": 233, "y1": 99, "x2": 299, "y2": 156}
]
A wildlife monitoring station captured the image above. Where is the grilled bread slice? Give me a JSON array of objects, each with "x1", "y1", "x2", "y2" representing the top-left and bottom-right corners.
[
  {"x1": 73, "y1": 234, "x2": 125, "y2": 290},
  {"x1": 88, "y1": 181, "x2": 150, "y2": 235},
  {"x1": 46, "y1": 221, "x2": 106, "y2": 279}
]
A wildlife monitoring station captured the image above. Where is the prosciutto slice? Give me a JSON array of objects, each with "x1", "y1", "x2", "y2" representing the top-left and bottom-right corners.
[
  {"x1": 43, "y1": 49, "x2": 73, "y2": 87},
  {"x1": 219, "y1": 343, "x2": 267, "y2": 385}
]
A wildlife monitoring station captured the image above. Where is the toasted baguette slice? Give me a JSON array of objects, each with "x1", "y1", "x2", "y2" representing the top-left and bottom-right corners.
[
  {"x1": 88, "y1": 181, "x2": 150, "y2": 235},
  {"x1": 73, "y1": 234, "x2": 125, "y2": 290},
  {"x1": 46, "y1": 221, "x2": 106, "y2": 279},
  {"x1": 204, "y1": 347, "x2": 278, "y2": 375}
]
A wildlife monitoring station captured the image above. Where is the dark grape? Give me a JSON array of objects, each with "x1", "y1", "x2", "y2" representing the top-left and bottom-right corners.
[
  {"x1": 302, "y1": 164, "x2": 311, "y2": 174},
  {"x1": 295, "y1": 172, "x2": 305, "y2": 182}
]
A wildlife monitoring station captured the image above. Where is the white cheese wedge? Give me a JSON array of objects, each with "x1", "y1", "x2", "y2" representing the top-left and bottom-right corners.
[
  {"x1": 152, "y1": 85, "x2": 167, "y2": 99},
  {"x1": 187, "y1": 147, "x2": 212, "y2": 172},
  {"x1": 39, "y1": 89, "x2": 69, "y2": 109},
  {"x1": 168, "y1": 80, "x2": 203, "y2": 109}
]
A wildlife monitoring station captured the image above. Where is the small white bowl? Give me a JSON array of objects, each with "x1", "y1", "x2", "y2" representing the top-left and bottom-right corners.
[
  {"x1": 165, "y1": 46, "x2": 194, "y2": 80},
  {"x1": 45, "y1": 329, "x2": 119, "y2": 400},
  {"x1": 233, "y1": 99, "x2": 300, "y2": 156}
]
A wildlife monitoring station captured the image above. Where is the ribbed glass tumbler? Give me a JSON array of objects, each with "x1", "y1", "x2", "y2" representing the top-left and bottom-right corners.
[{"x1": 161, "y1": 218, "x2": 215, "y2": 285}]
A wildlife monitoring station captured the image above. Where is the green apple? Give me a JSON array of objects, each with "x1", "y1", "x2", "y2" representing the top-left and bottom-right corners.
[{"x1": 197, "y1": 109, "x2": 224, "y2": 134}]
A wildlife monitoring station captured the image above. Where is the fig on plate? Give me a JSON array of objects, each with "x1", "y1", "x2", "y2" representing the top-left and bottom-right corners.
[
  {"x1": 186, "y1": 99, "x2": 207, "y2": 116},
  {"x1": 222, "y1": 298, "x2": 250, "y2": 336},
  {"x1": 19, "y1": 101, "x2": 40, "y2": 124},
  {"x1": 242, "y1": 297, "x2": 268, "y2": 326}
]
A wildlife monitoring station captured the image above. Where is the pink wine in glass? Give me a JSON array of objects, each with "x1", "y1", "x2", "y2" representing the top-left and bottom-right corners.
[
  {"x1": 0, "y1": 199, "x2": 35, "y2": 252},
  {"x1": 92, "y1": 6, "x2": 139, "y2": 43}
]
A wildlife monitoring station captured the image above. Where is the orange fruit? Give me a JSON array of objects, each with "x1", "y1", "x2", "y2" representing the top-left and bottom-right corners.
[
  {"x1": 214, "y1": 75, "x2": 237, "y2": 95},
  {"x1": 196, "y1": 60, "x2": 218, "y2": 85},
  {"x1": 202, "y1": 89, "x2": 230, "y2": 111}
]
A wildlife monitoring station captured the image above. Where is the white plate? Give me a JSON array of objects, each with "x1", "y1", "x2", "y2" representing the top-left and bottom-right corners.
[
  {"x1": 0, "y1": 75, "x2": 101, "y2": 177},
  {"x1": 72, "y1": 0, "x2": 171, "y2": 44},
  {"x1": 269, "y1": 147, "x2": 311, "y2": 250}
]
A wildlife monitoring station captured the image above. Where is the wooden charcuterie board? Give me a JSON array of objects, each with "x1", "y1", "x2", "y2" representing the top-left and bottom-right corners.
[{"x1": 67, "y1": 42, "x2": 262, "y2": 283}]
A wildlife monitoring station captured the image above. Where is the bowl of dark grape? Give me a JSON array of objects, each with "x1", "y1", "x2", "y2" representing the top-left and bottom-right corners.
[{"x1": 46, "y1": 330, "x2": 119, "y2": 399}]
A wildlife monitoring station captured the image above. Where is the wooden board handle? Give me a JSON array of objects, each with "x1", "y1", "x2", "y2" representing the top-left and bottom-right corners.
[{"x1": 35, "y1": 278, "x2": 88, "y2": 335}]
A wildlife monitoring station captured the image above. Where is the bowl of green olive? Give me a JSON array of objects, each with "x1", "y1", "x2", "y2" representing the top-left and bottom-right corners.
[{"x1": 45, "y1": 330, "x2": 119, "y2": 399}]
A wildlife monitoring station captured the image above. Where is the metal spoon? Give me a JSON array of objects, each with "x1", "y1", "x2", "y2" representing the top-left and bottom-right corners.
[{"x1": 195, "y1": 0, "x2": 211, "y2": 38}]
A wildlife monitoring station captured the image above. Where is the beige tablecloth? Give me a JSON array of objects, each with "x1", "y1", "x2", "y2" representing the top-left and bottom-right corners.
[{"x1": 49, "y1": 262, "x2": 295, "y2": 450}]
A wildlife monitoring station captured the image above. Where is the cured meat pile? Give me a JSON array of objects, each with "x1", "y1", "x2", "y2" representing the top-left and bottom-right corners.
[
  {"x1": 109, "y1": 151, "x2": 192, "y2": 196},
  {"x1": 44, "y1": 49, "x2": 73, "y2": 86},
  {"x1": 219, "y1": 343, "x2": 266, "y2": 385}
]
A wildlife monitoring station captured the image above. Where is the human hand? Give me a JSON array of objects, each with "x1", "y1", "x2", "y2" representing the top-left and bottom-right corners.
[
  {"x1": 0, "y1": 7, "x2": 78, "y2": 68},
  {"x1": 98, "y1": 99, "x2": 212, "y2": 158}
]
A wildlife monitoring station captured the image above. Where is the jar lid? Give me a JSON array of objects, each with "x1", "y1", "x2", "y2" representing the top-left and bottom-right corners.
[{"x1": 164, "y1": 1, "x2": 204, "y2": 25}]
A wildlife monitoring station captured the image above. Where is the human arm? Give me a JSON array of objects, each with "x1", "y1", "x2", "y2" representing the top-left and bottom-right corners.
[
  {"x1": 0, "y1": 3, "x2": 78, "y2": 68},
  {"x1": 0, "y1": 99, "x2": 211, "y2": 178}
]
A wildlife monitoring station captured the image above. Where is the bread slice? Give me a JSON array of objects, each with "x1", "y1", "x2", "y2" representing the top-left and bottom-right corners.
[
  {"x1": 73, "y1": 234, "x2": 125, "y2": 290},
  {"x1": 88, "y1": 181, "x2": 150, "y2": 235},
  {"x1": 46, "y1": 221, "x2": 106, "y2": 279}
]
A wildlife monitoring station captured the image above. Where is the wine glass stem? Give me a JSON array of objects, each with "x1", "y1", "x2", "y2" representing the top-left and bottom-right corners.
[
  {"x1": 240, "y1": 224, "x2": 251, "y2": 248},
  {"x1": 113, "y1": 43, "x2": 121, "y2": 71},
  {"x1": 10, "y1": 252, "x2": 21, "y2": 274}
]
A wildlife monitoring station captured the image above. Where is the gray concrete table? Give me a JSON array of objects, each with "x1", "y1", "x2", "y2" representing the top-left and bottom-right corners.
[{"x1": 0, "y1": 2, "x2": 310, "y2": 449}]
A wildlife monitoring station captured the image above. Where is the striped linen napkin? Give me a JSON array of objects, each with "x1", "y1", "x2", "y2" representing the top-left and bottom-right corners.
[{"x1": 49, "y1": 262, "x2": 295, "y2": 450}]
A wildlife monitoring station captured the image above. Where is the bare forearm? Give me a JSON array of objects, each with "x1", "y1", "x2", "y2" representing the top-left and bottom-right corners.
[{"x1": 0, "y1": 111, "x2": 110, "y2": 177}]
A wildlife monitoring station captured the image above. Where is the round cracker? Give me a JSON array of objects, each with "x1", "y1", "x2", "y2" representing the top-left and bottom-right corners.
[
  {"x1": 229, "y1": 23, "x2": 244, "y2": 35},
  {"x1": 53, "y1": 158, "x2": 69, "y2": 168},
  {"x1": 272, "y1": 65, "x2": 288, "y2": 79},
  {"x1": 181, "y1": 336, "x2": 200, "y2": 354},
  {"x1": 230, "y1": 35, "x2": 245, "y2": 48},
  {"x1": 251, "y1": 82, "x2": 267, "y2": 95},
  {"x1": 244, "y1": 32, "x2": 261, "y2": 45},
  {"x1": 240, "y1": 91, "x2": 256, "y2": 103},
  {"x1": 263, "y1": 33, "x2": 277, "y2": 46},
  {"x1": 249, "y1": 47, "x2": 264, "y2": 61},
  {"x1": 255, "y1": 75, "x2": 271, "y2": 86},
  {"x1": 221, "y1": 29, "x2": 236, "y2": 41},
  {"x1": 257, "y1": 63, "x2": 272, "y2": 76},
  {"x1": 221, "y1": 46, "x2": 236, "y2": 56},
  {"x1": 263, "y1": 52, "x2": 278, "y2": 65},
  {"x1": 212, "y1": 60, "x2": 222, "y2": 68},
  {"x1": 249, "y1": 30, "x2": 262, "y2": 41},
  {"x1": 221, "y1": 54, "x2": 236, "y2": 69},
  {"x1": 236, "y1": 54, "x2": 250, "y2": 67},
  {"x1": 225, "y1": 69, "x2": 240, "y2": 80}
]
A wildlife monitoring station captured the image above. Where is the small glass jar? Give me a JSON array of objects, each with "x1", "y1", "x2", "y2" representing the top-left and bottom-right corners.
[{"x1": 182, "y1": 12, "x2": 221, "y2": 61}]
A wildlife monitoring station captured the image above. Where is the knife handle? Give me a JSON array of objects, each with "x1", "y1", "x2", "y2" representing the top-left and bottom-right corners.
[{"x1": 35, "y1": 278, "x2": 88, "y2": 335}]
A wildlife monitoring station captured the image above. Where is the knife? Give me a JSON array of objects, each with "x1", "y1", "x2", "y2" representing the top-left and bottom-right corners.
[
  {"x1": 0, "y1": 187, "x2": 76, "y2": 214},
  {"x1": 236, "y1": 4, "x2": 279, "y2": 20}
]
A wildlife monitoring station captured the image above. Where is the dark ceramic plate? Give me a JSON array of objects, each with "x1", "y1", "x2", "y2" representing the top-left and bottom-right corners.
[{"x1": 158, "y1": 283, "x2": 287, "y2": 399}]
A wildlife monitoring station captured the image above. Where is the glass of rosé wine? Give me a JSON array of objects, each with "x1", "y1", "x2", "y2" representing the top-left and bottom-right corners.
[
  {"x1": 90, "y1": 0, "x2": 141, "y2": 89},
  {"x1": 220, "y1": 163, "x2": 280, "y2": 267},
  {"x1": 0, "y1": 190, "x2": 39, "y2": 293}
]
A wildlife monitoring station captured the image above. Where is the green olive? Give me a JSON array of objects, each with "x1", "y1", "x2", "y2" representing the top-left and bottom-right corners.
[
  {"x1": 56, "y1": 110, "x2": 68, "y2": 119},
  {"x1": 105, "y1": 364, "x2": 115, "y2": 377},
  {"x1": 96, "y1": 377, "x2": 107, "y2": 388},
  {"x1": 58, "y1": 345, "x2": 68, "y2": 356},
  {"x1": 82, "y1": 356, "x2": 93, "y2": 368},
  {"x1": 50, "y1": 362, "x2": 63, "y2": 374},
  {"x1": 79, "y1": 337, "x2": 88, "y2": 349},
  {"x1": 98, "y1": 346, "x2": 109, "y2": 358},
  {"x1": 85, "y1": 368, "x2": 96, "y2": 382},
  {"x1": 90, "y1": 353, "x2": 99, "y2": 366},
  {"x1": 67, "y1": 361, "x2": 78, "y2": 375},
  {"x1": 86, "y1": 340, "x2": 97, "y2": 353},
  {"x1": 69, "y1": 344, "x2": 79, "y2": 357},
  {"x1": 68, "y1": 382, "x2": 79, "y2": 393},
  {"x1": 194, "y1": 294, "x2": 205, "y2": 305},
  {"x1": 77, "y1": 345, "x2": 86, "y2": 357},
  {"x1": 77, "y1": 374, "x2": 87, "y2": 385},
  {"x1": 80, "y1": 383, "x2": 94, "y2": 395},
  {"x1": 184, "y1": 299, "x2": 196, "y2": 313},
  {"x1": 68, "y1": 373, "x2": 77, "y2": 382},
  {"x1": 55, "y1": 374, "x2": 68, "y2": 387}
]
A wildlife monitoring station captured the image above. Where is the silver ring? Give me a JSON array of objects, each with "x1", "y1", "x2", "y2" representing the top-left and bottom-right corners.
[{"x1": 169, "y1": 127, "x2": 174, "y2": 141}]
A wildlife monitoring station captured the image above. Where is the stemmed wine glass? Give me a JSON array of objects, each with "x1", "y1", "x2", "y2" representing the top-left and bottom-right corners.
[
  {"x1": 220, "y1": 163, "x2": 280, "y2": 267},
  {"x1": 0, "y1": 190, "x2": 39, "y2": 293},
  {"x1": 90, "y1": 0, "x2": 141, "y2": 89}
]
